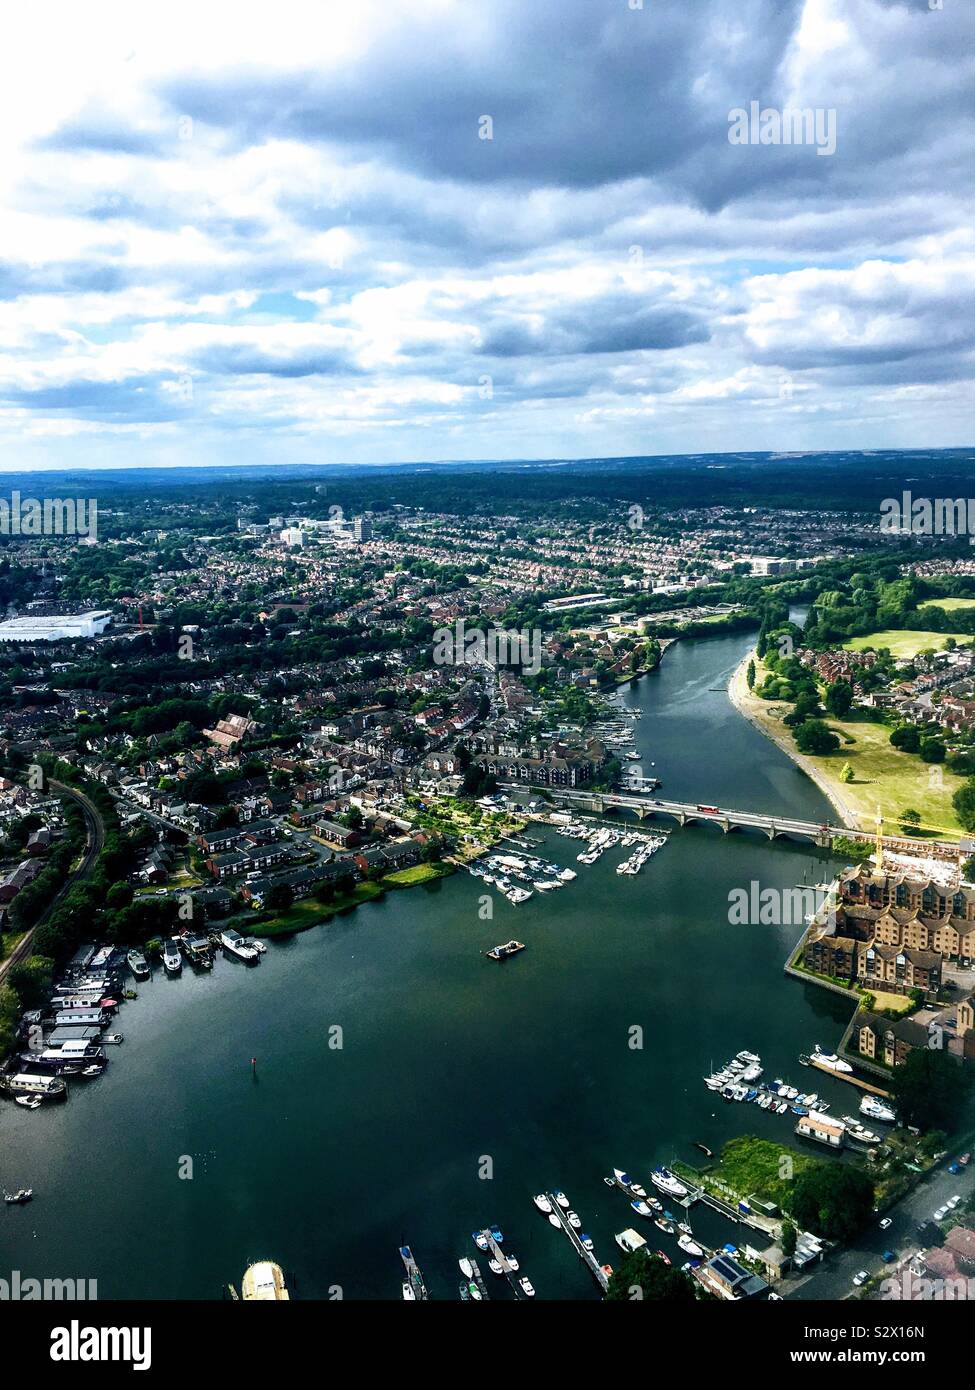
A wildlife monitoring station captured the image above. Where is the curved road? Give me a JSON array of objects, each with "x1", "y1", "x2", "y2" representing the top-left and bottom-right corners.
[{"x1": 0, "y1": 778, "x2": 105, "y2": 986}]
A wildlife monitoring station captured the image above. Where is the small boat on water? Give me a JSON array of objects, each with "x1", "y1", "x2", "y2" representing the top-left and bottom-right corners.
[
  {"x1": 126, "y1": 949, "x2": 150, "y2": 980},
  {"x1": 654, "y1": 1216, "x2": 675, "y2": 1235},
  {"x1": 504, "y1": 1253, "x2": 520, "y2": 1272},
  {"x1": 631, "y1": 1200, "x2": 654, "y2": 1218},
  {"x1": 613, "y1": 1168, "x2": 647, "y2": 1197},
  {"x1": 468, "y1": 1282, "x2": 482, "y2": 1301},
  {"x1": 459, "y1": 1282, "x2": 471, "y2": 1302},
  {"x1": 485, "y1": 940, "x2": 526, "y2": 961},
  {"x1": 163, "y1": 939, "x2": 182, "y2": 974},
  {"x1": 459, "y1": 1258, "x2": 475, "y2": 1278},
  {"x1": 677, "y1": 1233, "x2": 704, "y2": 1258},
  {"x1": 4, "y1": 1188, "x2": 33, "y2": 1204},
  {"x1": 533, "y1": 1193, "x2": 553, "y2": 1214},
  {"x1": 519, "y1": 1277, "x2": 536, "y2": 1298},
  {"x1": 472, "y1": 1231, "x2": 490, "y2": 1251},
  {"x1": 402, "y1": 1282, "x2": 416, "y2": 1301},
  {"x1": 581, "y1": 1234, "x2": 594, "y2": 1252},
  {"x1": 553, "y1": 1191, "x2": 570, "y2": 1210},
  {"x1": 694, "y1": 1142, "x2": 713, "y2": 1158},
  {"x1": 15, "y1": 1096, "x2": 41, "y2": 1110},
  {"x1": 567, "y1": 1210, "x2": 582, "y2": 1229},
  {"x1": 655, "y1": 1249, "x2": 672, "y2": 1266},
  {"x1": 547, "y1": 1213, "x2": 561, "y2": 1228}
]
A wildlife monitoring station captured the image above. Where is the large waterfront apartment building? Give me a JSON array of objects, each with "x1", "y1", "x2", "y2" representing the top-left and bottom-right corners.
[{"x1": 802, "y1": 864, "x2": 975, "y2": 997}]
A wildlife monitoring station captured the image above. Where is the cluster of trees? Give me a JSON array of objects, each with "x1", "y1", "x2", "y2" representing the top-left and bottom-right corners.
[{"x1": 889, "y1": 1046, "x2": 974, "y2": 1132}]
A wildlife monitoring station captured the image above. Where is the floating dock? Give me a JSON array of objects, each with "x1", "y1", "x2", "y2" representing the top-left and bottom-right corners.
[
  {"x1": 477, "y1": 1229, "x2": 521, "y2": 1300},
  {"x1": 545, "y1": 1193, "x2": 609, "y2": 1292},
  {"x1": 807, "y1": 1058, "x2": 890, "y2": 1097},
  {"x1": 399, "y1": 1245, "x2": 429, "y2": 1300}
]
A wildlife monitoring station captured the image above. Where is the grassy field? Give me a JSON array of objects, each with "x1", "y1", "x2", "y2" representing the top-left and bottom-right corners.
[
  {"x1": 738, "y1": 654, "x2": 964, "y2": 833},
  {"x1": 707, "y1": 1136, "x2": 814, "y2": 1208},
  {"x1": 255, "y1": 881, "x2": 386, "y2": 937},
  {"x1": 844, "y1": 629, "x2": 972, "y2": 659},
  {"x1": 383, "y1": 862, "x2": 454, "y2": 887},
  {"x1": 918, "y1": 597, "x2": 975, "y2": 615},
  {"x1": 798, "y1": 712, "x2": 965, "y2": 835}
]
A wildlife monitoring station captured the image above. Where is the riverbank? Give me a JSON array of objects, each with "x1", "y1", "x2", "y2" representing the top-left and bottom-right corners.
[
  {"x1": 729, "y1": 651, "x2": 966, "y2": 836},
  {"x1": 727, "y1": 651, "x2": 862, "y2": 830}
]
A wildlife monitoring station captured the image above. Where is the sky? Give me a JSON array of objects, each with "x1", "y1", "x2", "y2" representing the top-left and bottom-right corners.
[{"x1": 0, "y1": 0, "x2": 973, "y2": 470}]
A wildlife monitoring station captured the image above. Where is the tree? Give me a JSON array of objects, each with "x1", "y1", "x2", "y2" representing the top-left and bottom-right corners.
[
  {"x1": 746, "y1": 659, "x2": 756, "y2": 691},
  {"x1": 840, "y1": 762, "x2": 855, "y2": 783},
  {"x1": 920, "y1": 738, "x2": 946, "y2": 764},
  {"x1": 890, "y1": 725, "x2": 921, "y2": 753},
  {"x1": 791, "y1": 1162, "x2": 875, "y2": 1243},
  {"x1": 953, "y1": 780, "x2": 975, "y2": 833},
  {"x1": 794, "y1": 720, "x2": 840, "y2": 756},
  {"x1": 604, "y1": 1251, "x2": 698, "y2": 1302},
  {"x1": 824, "y1": 680, "x2": 854, "y2": 717},
  {"x1": 889, "y1": 1048, "x2": 974, "y2": 1132},
  {"x1": 780, "y1": 1222, "x2": 797, "y2": 1257},
  {"x1": 267, "y1": 883, "x2": 294, "y2": 912},
  {"x1": 7, "y1": 955, "x2": 54, "y2": 1009},
  {"x1": 899, "y1": 808, "x2": 922, "y2": 834}
]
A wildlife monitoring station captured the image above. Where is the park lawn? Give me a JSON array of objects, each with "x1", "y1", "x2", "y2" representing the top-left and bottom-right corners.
[
  {"x1": 383, "y1": 862, "x2": 454, "y2": 887},
  {"x1": 805, "y1": 714, "x2": 966, "y2": 835},
  {"x1": 918, "y1": 597, "x2": 975, "y2": 615},
  {"x1": 844, "y1": 629, "x2": 972, "y2": 660}
]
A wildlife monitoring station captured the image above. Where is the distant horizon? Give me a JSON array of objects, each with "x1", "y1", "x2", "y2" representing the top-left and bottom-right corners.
[{"x1": 0, "y1": 443, "x2": 973, "y2": 479}]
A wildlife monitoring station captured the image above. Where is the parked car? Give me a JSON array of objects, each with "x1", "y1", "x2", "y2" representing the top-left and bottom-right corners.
[
  {"x1": 934, "y1": 1204, "x2": 951, "y2": 1221},
  {"x1": 949, "y1": 1162, "x2": 962, "y2": 1175},
  {"x1": 959, "y1": 1153, "x2": 971, "y2": 1167},
  {"x1": 947, "y1": 1194, "x2": 962, "y2": 1209},
  {"x1": 879, "y1": 1217, "x2": 893, "y2": 1230},
  {"x1": 852, "y1": 1270, "x2": 869, "y2": 1287},
  {"x1": 882, "y1": 1250, "x2": 896, "y2": 1263}
]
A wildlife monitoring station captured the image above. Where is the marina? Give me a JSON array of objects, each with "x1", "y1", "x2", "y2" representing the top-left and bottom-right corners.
[{"x1": 0, "y1": 625, "x2": 858, "y2": 1299}]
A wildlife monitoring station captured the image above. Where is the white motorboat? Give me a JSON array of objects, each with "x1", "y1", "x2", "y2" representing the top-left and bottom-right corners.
[
  {"x1": 553, "y1": 1190, "x2": 570, "y2": 1209},
  {"x1": 547, "y1": 1213, "x2": 561, "y2": 1228},
  {"x1": 504, "y1": 1253, "x2": 520, "y2": 1272},
  {"x1": 519, "y1": 1277, "x2": 536, "y2": 1298},
  {"x1": 402, "y1": 1281, "x2": 416, "y2": 1301},
  {"x1": 860, "y1": 1094, "x2": 896, "y2": 1124},
  {"x1": 488, "y1": 1259, "x2": 503, "y2": 1276},
  {"x1": 677, "y1": 1234, "x2": 704, "y2": 1258},
  {"x1": 567, "y1": 1210, "x2": 582, "y2": 1229},
  {"x1": 459, "y1": 1258, "x2": 475, "y2": 1279},
  {"x1": 813, "y1": 1045, "x2": 853, "y2": 1074},
  {"x1": 533, "y1": 1193, "x2": 553, "y2": 1214},
  {"x1": 15, "y1": 1096, "x2": 41, "y2": 1109},
  {"x1": 650, "y1": 1167, "x2": 688, "y2": 1199},
  {"x1": 631, "y1": 1200, "x2": 653, "y2": 1218}
]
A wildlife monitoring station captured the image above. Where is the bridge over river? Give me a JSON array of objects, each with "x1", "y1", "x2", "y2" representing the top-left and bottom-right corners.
[{"x1": 522, "y1": 788, "x2": 962, "y2": 858}]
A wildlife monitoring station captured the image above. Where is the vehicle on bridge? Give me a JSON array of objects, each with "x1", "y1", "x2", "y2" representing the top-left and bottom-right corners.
[{"x1": 696, "y1": 804, "x2": 720, "y2": 815}]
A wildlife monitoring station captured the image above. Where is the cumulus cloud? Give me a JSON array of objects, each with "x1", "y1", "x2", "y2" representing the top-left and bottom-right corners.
[{"x1": 0, "y1": 0, "x2": 970, "y2": 463}]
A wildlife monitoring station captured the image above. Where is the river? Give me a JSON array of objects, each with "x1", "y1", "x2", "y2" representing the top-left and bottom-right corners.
[{"x1": 1, "y1": 622, "x2": 861, "y2": 1300}]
